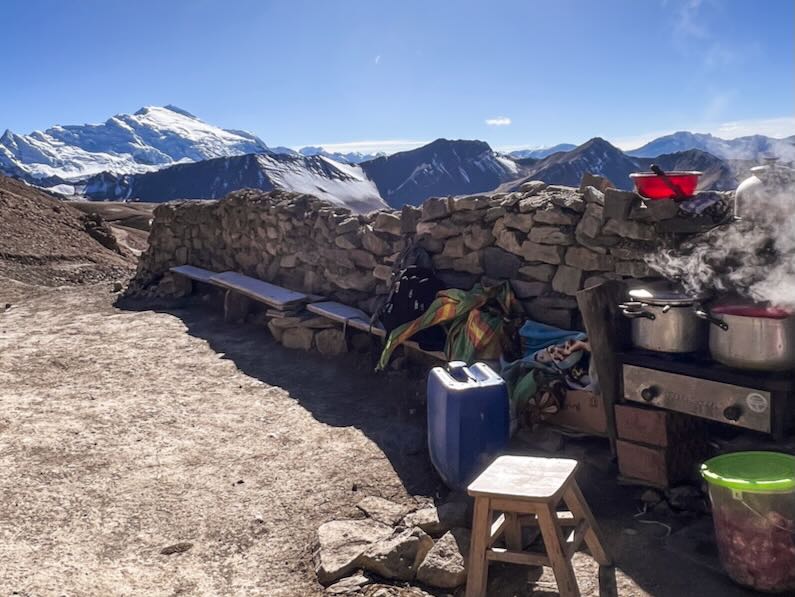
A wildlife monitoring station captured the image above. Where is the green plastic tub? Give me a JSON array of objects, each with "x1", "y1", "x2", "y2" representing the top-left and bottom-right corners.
[{"x1": 701, "y1": 451, "x2": 795, "y2": 593}]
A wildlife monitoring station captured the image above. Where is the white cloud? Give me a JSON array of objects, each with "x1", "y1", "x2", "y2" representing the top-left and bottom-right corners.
[
  {"x1": 297, "y1": 139, "x2": 428, "y2": 155},
  {"x1": 374, "y1": 55, "x2": 381, "y2": 65},
  {"x1": 612, "y1": 116, "x2": 795, "y2": 150},
  {"x1": 485, "y1": 117, "x2": 511, "y2": 126}
]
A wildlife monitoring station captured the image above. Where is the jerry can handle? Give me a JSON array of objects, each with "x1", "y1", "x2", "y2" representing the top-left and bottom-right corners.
[{"x1": 447, "y1": 361, "x2": 472, "y2": 383}]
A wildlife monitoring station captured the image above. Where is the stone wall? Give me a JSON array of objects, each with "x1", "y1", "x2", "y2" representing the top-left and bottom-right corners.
[{"x1": 129, "y1": 178, "x2": 731, "y2": 330}]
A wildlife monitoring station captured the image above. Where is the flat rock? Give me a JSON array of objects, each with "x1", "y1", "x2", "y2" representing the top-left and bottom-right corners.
[
  {"x1": 552, "y1": 265, "x2": 583, "y2": 296},
  {"x1": 463, "y1": 226, "x2": 494, "y2": 251},
  {"x1": 281, "y1": 327, "x2": 315, "y2": 351},
  {"x1": 565, "y1": 247, "x2": 614, "y2": 271},
  {"x1": 421, "y1": 197, "x2": 451, "y2": 221},
  {"x1": 372, "y1": 212, "x2": 402, "y2": 236},
  {"x1": 602, "y1": 218, "x2": 656, "y2": 241},
  {"x1": 315, "y1": 328, "x2": 347, "y2": 356},
  {"x1": 579, "y1": 173, "x2": 614, "y2": 193},
  {"x1": 533, "y1": 205, "x2": 577, "y2": 226},
  {"x1": 528, "y1": 226, "x2": 575, "y2": 246},
  {"x1": 510, "y1": 279, "x2": 549, "y2": 299},
  {"x1": 453, "y1": 195, "x2": 490, "y2": 211},
  {"x1": 518, "y1": 241, "x2": 565, "y2": 265},
  {"x1": 518, "y1": 263, "x2": 557, "y2": 282},
  {"x1": 603, "y1": 188, "x2": 640, "y2": 220},
  {"x1": 401, "y1": 502, "x2": 469, "y2": 537},
  {"x1": 358, "y1": 527, "x2": 434, "y2": 581},
  {"x1": 482, "y1": 247, "x2": 521, "y2": 279},
  {"x1": 451, "y1": 252, "x2": 483, "y2": 275},
  {"x1": 502, "y1": 212, "x2": 534, "y2": 233},
  {"x1": 494, "y1": 228, "x2": 523, "y2": 255},
  {"x1": 314, "y1": 519, "x2": 393, "y2": 585},
  {"x1": 326, "y1": 574, "x2": 371, "y2": 594},
  {"x1": 357, "y1": 496, "x2": 411, "y2": 526},
  {"x1": 519, "y1": 180, "x2": 547, "y2": 195},
  {"x1": 416, "y1": 527, "x2": 470, "y2": 589}
]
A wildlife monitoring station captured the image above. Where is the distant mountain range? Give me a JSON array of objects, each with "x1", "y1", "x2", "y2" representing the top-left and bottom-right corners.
[
  {"x1": 2, "y1": 105, "x2": 792, "y2": 211},
  {"x1": 626, "y1": 131, "x2": 795, "y2": 162},
  {"x1": 508, "y1": 144, "x2": 577, "y2": 159},
  {"x1": 297, "y1": 146, "x2": 384, "y2": 164},
  {"x1": 80, "y1": 153, "x2": 387, "y2": 213}
]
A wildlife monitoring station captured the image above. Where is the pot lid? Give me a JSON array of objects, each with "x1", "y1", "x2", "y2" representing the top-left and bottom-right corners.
[
  {"x1": 712, "y1": 305, "x2": 793, "y2": 319},
  {"x1": 627, "y1": 281, "x2": 710, "y2": 306},
  {"x1": 701, "y1": 451, "x2": 795, "y2": 493}
]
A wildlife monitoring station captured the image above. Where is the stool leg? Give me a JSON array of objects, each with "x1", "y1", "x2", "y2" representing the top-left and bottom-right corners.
[
  {"x1": 466, "y1": 497, "x2": 491, "y2": 597},
  {"x1": 564, "y1": 481, "x2": 612, "y2": 566},
  {"x1": 537, "y1": 503, "x2": 580, "y2": 597},
  {"x1": 504, "y1": 512, "x2": 522, "y2": 551}
]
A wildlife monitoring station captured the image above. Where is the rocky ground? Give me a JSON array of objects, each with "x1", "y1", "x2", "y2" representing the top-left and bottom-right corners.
[
  {"x1": 0, "y1": 277, "x2": 760, "y2": 597},
  {"x1": 0, "y1": 176, "x2": 136, "y2": 285}
]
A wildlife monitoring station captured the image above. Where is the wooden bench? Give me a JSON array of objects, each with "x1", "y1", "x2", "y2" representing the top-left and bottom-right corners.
[
  {"x1": 169, "y1": 265, "x2": 221, "y2": 285},
  {"x1": 306, "y1": 301, "x2": 386, "y2": 337},
  {"x1": 208, "y1": 271, "x2": 310, "y2": 323}
]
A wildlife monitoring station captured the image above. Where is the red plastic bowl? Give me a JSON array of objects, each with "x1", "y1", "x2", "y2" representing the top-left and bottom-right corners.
[{"x1": 630, "y1": 171, "x2": 702, "y2": 200}]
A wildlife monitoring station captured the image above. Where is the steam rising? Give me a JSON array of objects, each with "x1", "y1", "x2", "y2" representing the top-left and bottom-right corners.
[{"x1": 646, "y1": 183, "x2": 795, "y2": 308}]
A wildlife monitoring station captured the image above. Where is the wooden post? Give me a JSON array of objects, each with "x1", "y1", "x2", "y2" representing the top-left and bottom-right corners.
[{"x1": 576, "y1": 280, "x2": 629, "y2": 455}]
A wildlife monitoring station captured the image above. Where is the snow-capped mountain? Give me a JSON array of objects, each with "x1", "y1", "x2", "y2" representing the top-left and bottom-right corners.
[
  {"x1": 508, "y1": 144, "x2": 577, "y2": 160},
  {"x1": 298, "y1": 146, "x2": 384, "y2": 164},
  {"x1": 627, "y1": 131, "x2": 795, "y2": 162},
  {"x1": 360, "y1": 139, "x2": 524, "y2": 207},
  {"x1": 81, "y1": 153, "x2": 387, "y2": 213},
  {"x1": 0, "y1": 105, "x2": 271, "y2": 182}
]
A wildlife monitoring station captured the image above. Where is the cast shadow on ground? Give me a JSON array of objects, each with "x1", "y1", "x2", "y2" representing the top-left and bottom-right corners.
[{"x1": 115, "y1": 296, "x2": 749, "y2": 597}]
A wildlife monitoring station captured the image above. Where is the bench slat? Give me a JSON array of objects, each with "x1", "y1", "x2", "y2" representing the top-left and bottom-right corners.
[
  {"x1": 307, "y1": 301, "x2": 385, "y2": 337},
  {"x1": 210, "y1": 272, "x2": 308, "y2": 308},
  {"x1": 169, "y1": 265, "x2": 219, "y2": 284}
]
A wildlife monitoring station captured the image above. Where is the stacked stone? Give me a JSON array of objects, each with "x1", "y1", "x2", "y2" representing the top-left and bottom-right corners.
[{"x1": 129, "y1": 180, "x2": 732, "y2": 331}]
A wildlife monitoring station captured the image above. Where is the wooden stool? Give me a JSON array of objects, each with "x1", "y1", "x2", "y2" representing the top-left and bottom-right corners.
[{"x1": 465, "y1": 455, "x2": 611, "y2": 597}]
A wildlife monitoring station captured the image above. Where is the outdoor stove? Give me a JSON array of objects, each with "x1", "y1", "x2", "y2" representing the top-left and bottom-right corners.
[{"x1": 619, "y1": 348, "x2": 795, "y2": 440}]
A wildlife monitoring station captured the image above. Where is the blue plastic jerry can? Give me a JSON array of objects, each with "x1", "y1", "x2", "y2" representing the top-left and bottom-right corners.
[{"x1": 427, "y1": 361, "x2": 510, "y2": 491}]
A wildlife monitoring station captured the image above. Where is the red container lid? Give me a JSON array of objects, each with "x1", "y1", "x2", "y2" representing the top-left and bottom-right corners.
[{"x1": 712, "y1": 305, "x2": 793, "y2": 319}]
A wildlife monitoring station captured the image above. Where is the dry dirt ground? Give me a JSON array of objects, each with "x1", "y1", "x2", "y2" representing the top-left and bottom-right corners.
[{"x1": 0, "y1": 280, "x2": 758, "y2": 597}]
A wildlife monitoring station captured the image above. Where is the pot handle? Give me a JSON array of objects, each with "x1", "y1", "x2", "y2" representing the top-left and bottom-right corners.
[
  {"x1": 620, "y1": 303, "x2": 656, "y2": 320},
  {"x1": 695, "y1": 308, "x2": 729, "y2": 331}
]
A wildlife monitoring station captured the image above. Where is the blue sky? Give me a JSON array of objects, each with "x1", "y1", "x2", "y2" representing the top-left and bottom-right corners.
[{"x1": 1, "y1": 0, "x2": 793, "y2": 152}]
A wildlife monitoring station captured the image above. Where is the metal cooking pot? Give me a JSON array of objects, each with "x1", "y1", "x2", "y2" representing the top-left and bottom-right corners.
[
  {"x1": 695, "y1": 306, "x2": 795, "y2": 371},
  {"x1": 734, "y1": 157, "x2": 795, "y2": 219},
  {"x1": 620, "y1": 283, "x2": 709, "y2": 353}
]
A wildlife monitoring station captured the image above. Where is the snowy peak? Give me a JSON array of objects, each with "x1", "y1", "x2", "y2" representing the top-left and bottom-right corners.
[
  {"x1": 508, "y1": 144, "x2": 577, "y2": 159},
  {"x1": 0, "y1": 106, "x2": 271, "y2": 182},
  {"x1": 298, "y1": 146, "x2": 384, "y2": 164},
  {"x1": 627, "y1": 131, "x2": 795, "y2": 161}
]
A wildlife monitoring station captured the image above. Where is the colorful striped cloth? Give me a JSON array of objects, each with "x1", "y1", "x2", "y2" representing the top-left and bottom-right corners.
[{"x1": 377, "y1": 282, "x2": 517, "y2": 370}]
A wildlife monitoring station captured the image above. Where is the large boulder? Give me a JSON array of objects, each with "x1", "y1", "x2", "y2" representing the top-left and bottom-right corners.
[
  {"x1": 416, "y1": 527, "x2": 471, "y2": 589},
  {"x1": 314, "y1": 519, "x2": 393, "y2": 585}
]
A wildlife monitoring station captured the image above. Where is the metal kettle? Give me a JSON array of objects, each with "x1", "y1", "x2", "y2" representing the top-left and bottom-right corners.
[{"x1": 734, "y1": 156, "x2": 795, "y2": 219}]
